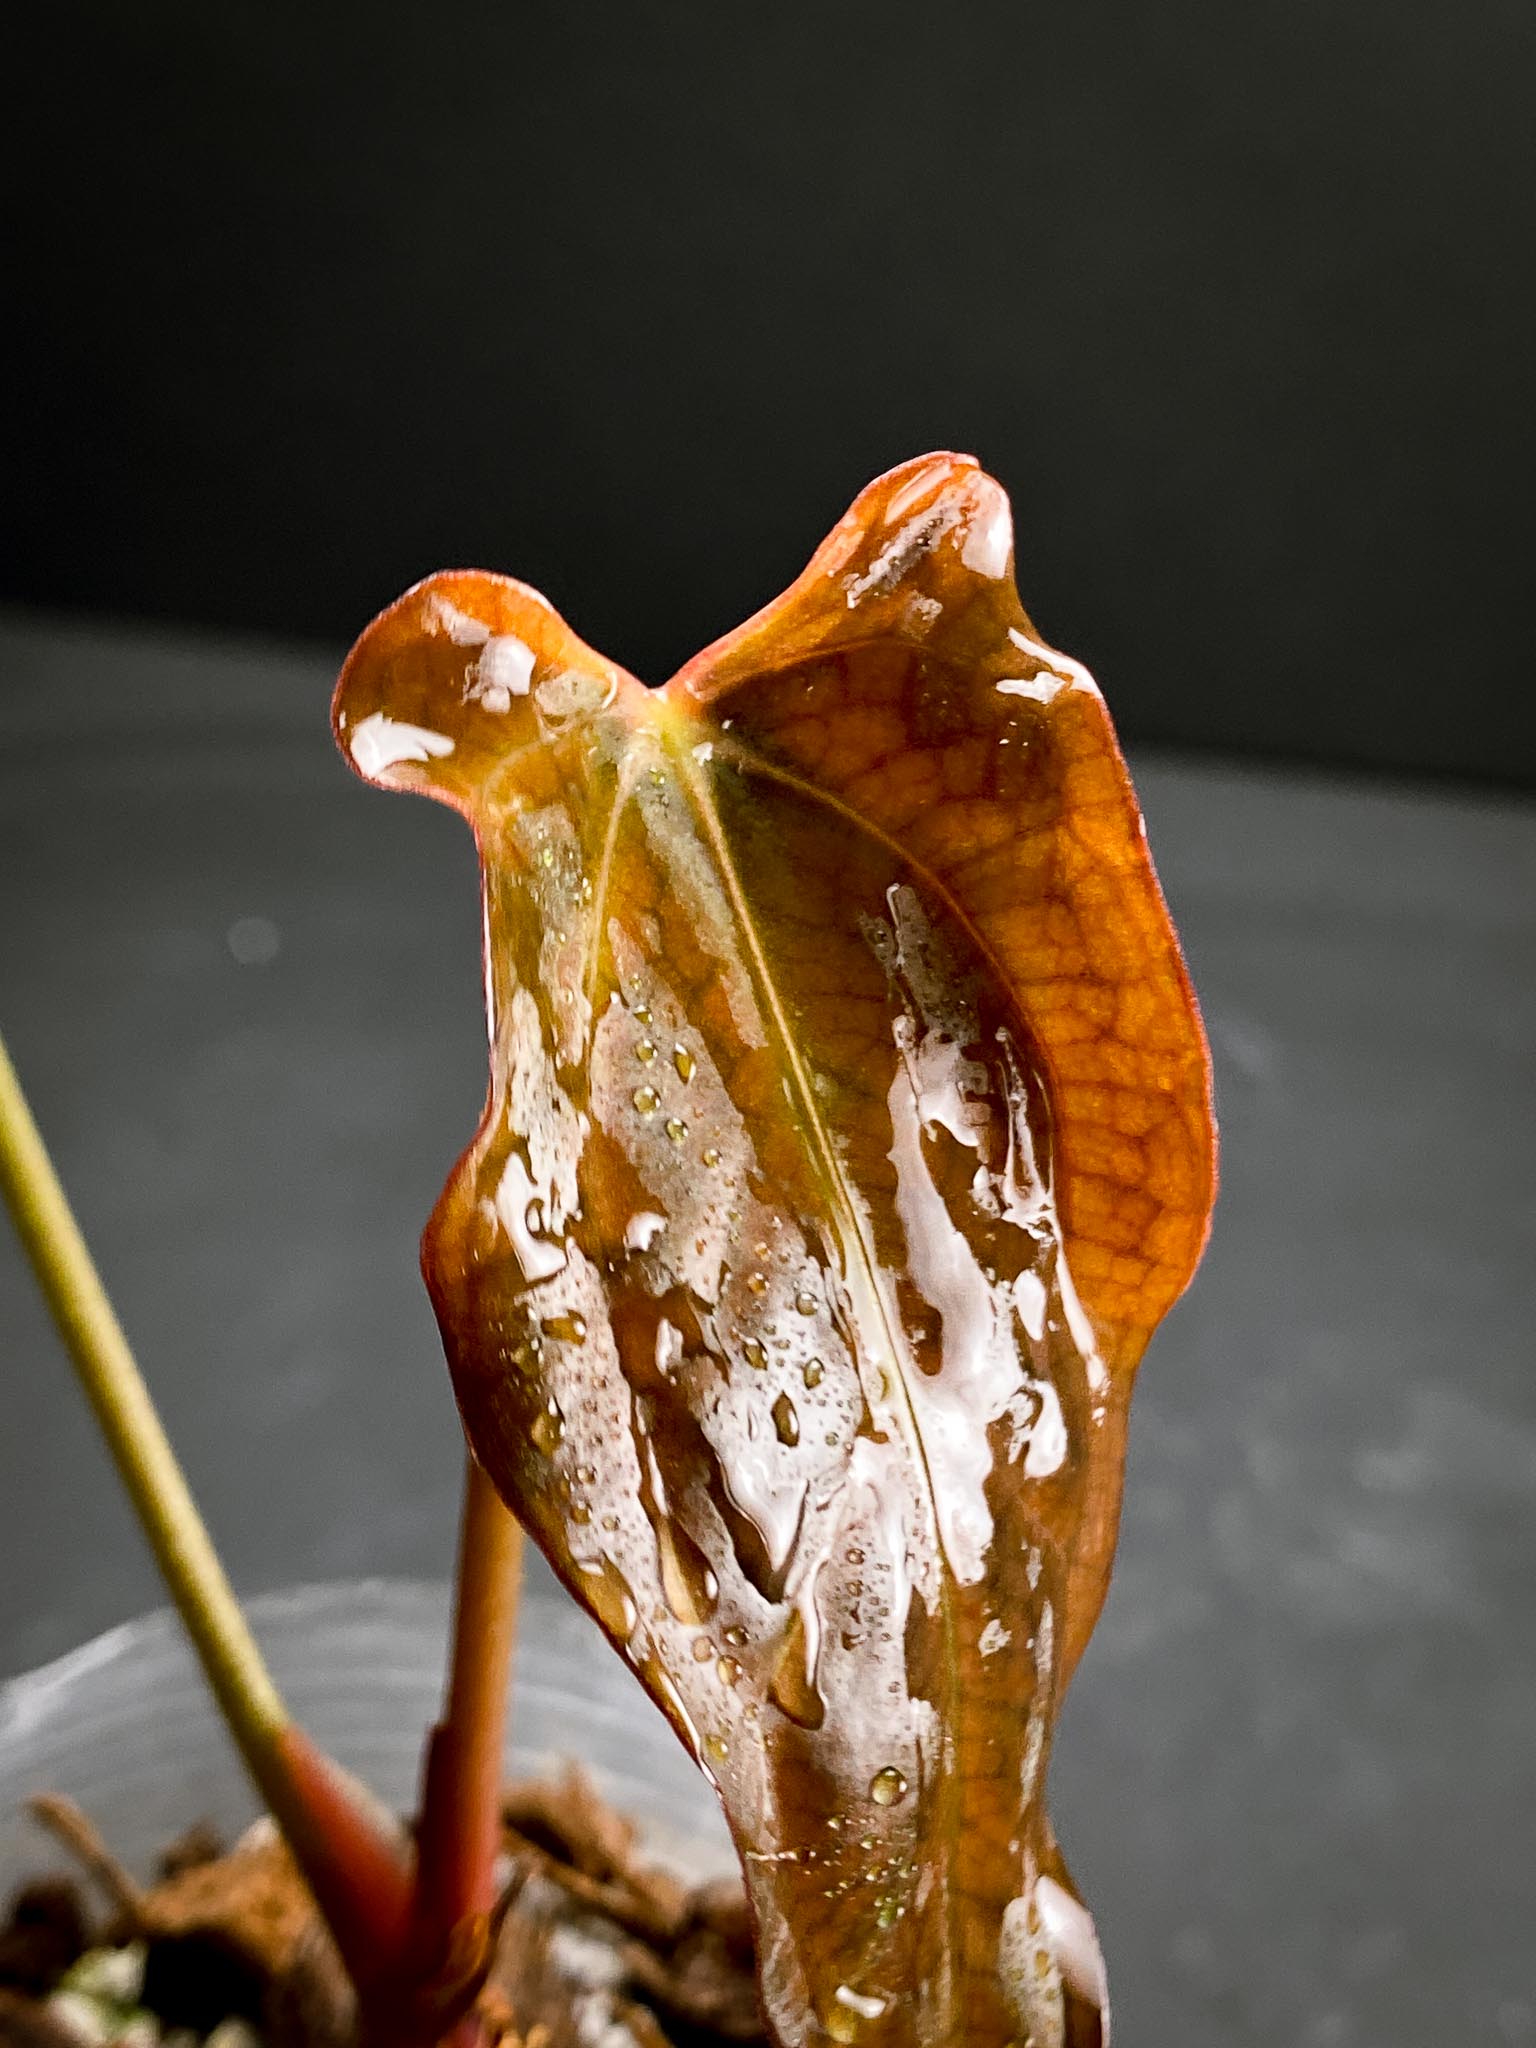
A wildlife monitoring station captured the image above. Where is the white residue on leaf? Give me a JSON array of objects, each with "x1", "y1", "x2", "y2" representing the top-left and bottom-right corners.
[
  {"x1": 1036, "y1": 1875, "x2": 1110, "y2": 2016},
  {"x1": 960, "y1": 487, "x2": 1012, "y2": 578},
  {"x1": 624, "y1": 1210, "x2": 666, "y2": 1252},
  {"x1": 467, "y1": 633, "x2": 537, "y2": 712},
  {"x1": 493, "y1": 982, "x2": 584, "y2": 1267},
  {"x1": 1006, "y1": 625, "x2": 1101, "y2": 697},
  {"x1": 426, "y1": 593, "x2": 492, "y2": 646},
  {"x1": 1022, "y1": 1380, "x2": 1068, "y2": 1478},
  {"x1": 495, "y1": 1150, "x2": 567, "y2": 1281},
  {"x1": 997, "y1": 672, "x2": 1066, "y2": 705},
  {"x1": 348, "y1": 712, "x2": 455, "y2": 776}
]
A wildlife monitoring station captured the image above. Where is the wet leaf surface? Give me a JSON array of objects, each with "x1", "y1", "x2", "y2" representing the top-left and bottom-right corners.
[{"x1": 334, "y1": 455, "x2": 1215, "y2": 2048}]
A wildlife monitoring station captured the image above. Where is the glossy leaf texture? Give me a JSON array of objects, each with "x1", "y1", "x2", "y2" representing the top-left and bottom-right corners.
[{"x1": 334, "y1": 455, "x2": 1216, "y2": 2048}]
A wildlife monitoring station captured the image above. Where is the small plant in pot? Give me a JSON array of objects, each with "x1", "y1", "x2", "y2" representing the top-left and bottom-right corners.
[{"x1": 0, "y1": 455, "x2": 1216, "y2": 2048}]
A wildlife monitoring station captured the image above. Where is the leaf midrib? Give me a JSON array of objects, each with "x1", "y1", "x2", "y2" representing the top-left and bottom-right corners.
[{"x1": 659, "y1": 720, "x2": 967, "y2": 2034}]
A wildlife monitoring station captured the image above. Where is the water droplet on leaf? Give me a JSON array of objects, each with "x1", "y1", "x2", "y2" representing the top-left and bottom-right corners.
[
  {"x1": 870, "y1": 1767, "x2": 908, "y2": 1807},
  {"x1": 769, "y1": 1609, "x2": 825, "y2": 1730},
  {"x1": 828, "y1": 1985, "x2": 889, "y2": 2040},
  {"x1": 541, "y1": 1312, "x2": 587, "y2": 1344},
  {"x1": 576, "y1": 1555, "x2": 637, "y2": 1641},
  {"x1": 772, "y1": 1393, "x2": 800, "y2": 1446},
  {"x1": 531, "y1": 1400, "x2": 565, "y2": 1456},
  {"x1": 657, "y1": 1519, "x2": 720, "y2": 1626}
]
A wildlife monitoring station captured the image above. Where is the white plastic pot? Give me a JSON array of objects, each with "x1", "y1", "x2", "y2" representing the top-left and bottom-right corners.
[{"x1": 0, "y1": 1580, "x2": 731, "y2": 1891}]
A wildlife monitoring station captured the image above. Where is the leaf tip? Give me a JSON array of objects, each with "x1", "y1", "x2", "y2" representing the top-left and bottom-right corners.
[{"x1": 332, "y1": 569, "x2": 632, "y2": 812}]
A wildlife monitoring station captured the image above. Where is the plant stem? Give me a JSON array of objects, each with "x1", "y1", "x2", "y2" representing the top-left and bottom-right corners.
[
  {"x1": 0, "y1": 1029, "x2": 413, "y2": 1962},
  {"x1": 0, "y1": 1032, "x2": 289, "y2": 1765},
  {"x1": 413, "y1": 1453, "x2": 523, "y2": 1949}
]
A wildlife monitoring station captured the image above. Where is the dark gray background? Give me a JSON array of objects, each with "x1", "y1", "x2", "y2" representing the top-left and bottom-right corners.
[
  {"x1": 1, "y1": 612, "x2": 1532, "y2": 2046},
  {"x1": 3, "y1": 0, "x2": 1534, "y2": 781}
]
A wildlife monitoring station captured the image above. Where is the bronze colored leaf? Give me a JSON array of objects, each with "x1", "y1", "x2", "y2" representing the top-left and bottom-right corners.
[{"x1": 334, "y1": 455, "x2": 1216, "y2": 2048}]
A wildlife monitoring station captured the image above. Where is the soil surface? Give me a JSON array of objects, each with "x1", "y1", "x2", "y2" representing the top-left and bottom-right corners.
[{"x1": 0, "y1": 1772, "x2": 763, "y2": 2048}]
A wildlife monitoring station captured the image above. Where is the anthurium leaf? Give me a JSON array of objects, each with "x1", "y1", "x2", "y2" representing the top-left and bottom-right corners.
[{"x1": 334, "y1": 455, "x2": 1215, "y2": 2048}]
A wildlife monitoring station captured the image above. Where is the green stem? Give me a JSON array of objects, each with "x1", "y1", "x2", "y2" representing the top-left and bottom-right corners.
[
  {"x1": 0, "y1": 1029, "x2": 412, "y2": 1964},
  {"x1": 0, "y1": 1031, "x2": 287, "y2": 1762}
]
